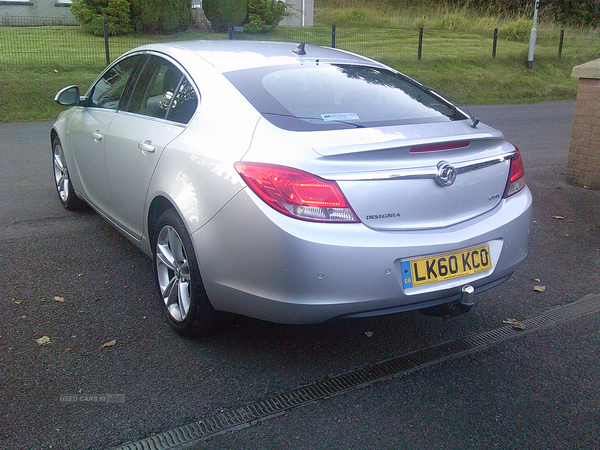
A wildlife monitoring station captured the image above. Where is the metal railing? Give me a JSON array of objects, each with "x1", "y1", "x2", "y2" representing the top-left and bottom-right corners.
[{"x1": 0, "y1": 17, "x2": 593, "y2": 70}]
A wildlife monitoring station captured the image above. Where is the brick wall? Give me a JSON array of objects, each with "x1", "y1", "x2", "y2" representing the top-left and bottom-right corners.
[{"x1": 566, "y1": 61, "x2": 600, "y2": 190}]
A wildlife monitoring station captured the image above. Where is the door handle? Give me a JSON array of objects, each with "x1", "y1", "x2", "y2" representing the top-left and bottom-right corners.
[
  {"x1": 91, "y1": 131, "x2": 102, "y2": 141},
  {"x1": 138, "y1": 140, "x2": 155, "y2": 153}
]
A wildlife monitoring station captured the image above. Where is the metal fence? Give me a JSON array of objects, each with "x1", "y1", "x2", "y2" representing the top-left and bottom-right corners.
[{"x1": 0, "y1": 16, "x2": 596, "y2": 71}]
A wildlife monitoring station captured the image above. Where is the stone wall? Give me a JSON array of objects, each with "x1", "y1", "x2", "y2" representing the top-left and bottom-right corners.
[{"x1": 566, "y1": 59, "x2": 600, "y2": 190}]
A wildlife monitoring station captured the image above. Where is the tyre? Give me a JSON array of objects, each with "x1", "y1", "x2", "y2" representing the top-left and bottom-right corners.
[
  {"x1": 153, "y1": 209, "x2": 219, "y2": 337},
  {"x1": 52, "y1": 137, "x2": 85, "y2": 211}
]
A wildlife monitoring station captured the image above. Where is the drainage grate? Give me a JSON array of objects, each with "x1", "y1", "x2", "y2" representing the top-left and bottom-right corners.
[{"x1": 111, "y1": 293, "x2": 600, "y2": 450}]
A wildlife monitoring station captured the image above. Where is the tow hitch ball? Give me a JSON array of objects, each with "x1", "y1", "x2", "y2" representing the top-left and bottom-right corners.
[
  {"x1": 420, "y1": 284, "x2": 476, "y2": 317},
  {"x1": 460, "y1": 285, "x2": 475, "y2": 307}
]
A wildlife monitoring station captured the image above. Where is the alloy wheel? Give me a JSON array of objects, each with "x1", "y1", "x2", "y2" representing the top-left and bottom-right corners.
[
  {"x1": 53, "y1": 142, "x2": 70, "y2": 202},
  {"x1": 155, "y1": 225, "x2": 191, "y2": 322}
]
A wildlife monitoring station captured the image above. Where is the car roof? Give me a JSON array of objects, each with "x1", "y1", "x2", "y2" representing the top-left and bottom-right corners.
[{"x1": 131, "y1": 40, "x2": 383, "y2": 73}]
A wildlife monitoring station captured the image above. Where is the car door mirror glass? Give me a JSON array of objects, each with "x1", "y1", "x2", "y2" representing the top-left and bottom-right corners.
[{"x1": 54, "y1": 85, "x2": 81, "y2": 106}]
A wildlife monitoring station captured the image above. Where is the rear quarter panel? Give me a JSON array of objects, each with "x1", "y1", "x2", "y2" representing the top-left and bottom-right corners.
[{"x1": 145, "y1": 54, "x2": 262, "y2": 238}]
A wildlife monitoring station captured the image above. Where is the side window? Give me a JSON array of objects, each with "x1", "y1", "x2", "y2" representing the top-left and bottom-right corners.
[
  {"x1": 166, "y1": 77, "x2": 198, "y2": 124},
  {"x1": 126, "y1": 56, "x2": 198, "y2": 124},
  {"x1": 89, "y1": 55, "x2": 143, "y2": 110}
]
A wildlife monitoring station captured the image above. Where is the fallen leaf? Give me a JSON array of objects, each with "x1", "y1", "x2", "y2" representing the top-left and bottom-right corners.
[
  {"x1": 552, "y1": 216, "x2": 564, "y2": 220},
  {"x1": 54, "y1": 296, "x2": 65, "y2": 302},
  {"x1": 503, "y1": 318, "x2": 526, "y2": 330},
  {"x1": 531, "y1": 278, "x2": 541, "y2": 283},
  {"x1": 533, "y1": 285, "x2": 546, "y2": 292},
  {"x1": 100, "y1": 339, "x2": 116, "y2": 349},
  {"x1": 364, "y1": 331, "x2": 374, "y2": 338},
  {"x1": 14, "y1": 300, "x2": 22, "y2": 305},
  {"x1": 64, "y1": 348, "x2": 72, "y2": 353},
  {"x1": 36, "y1": 336, "x2": 51, "y2": 345}
]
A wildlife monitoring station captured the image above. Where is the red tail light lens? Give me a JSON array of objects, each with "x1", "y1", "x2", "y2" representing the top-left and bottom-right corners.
[
  {"x1": 234, "y1": 162, "x2": 359, "y2": 223},
  {"x1": 503, "y1": 147, "x2": 526, "y2": 198}
]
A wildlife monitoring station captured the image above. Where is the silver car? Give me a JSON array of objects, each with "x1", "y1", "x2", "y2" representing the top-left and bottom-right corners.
[{"x1": 52, "y1": 40, "x2": 531, "y2": 337}]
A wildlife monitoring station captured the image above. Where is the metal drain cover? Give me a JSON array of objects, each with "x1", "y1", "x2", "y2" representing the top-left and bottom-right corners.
[{"x1": 111, "y1": 294, "x2": 600, "y2": 450}]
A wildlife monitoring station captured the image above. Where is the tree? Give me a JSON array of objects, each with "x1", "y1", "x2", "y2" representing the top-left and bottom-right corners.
[
  {"x1": 541, "y1": 0, "x2": 600, "y2": 27},
  {"x1": 71, "y1": 0, "x2": 192, "y2": 35},
  {"x1": 70, "y1": 0, "x2": 133, "y2": 36},
  {"x1": 245, "y1": 0, "x2": 286, "y2": 33},
  {"x1": 130, "y1": 0, "x2": 192, "y2": 33},
  {"x1": 202, "y1": 0, "x2": 248, "y2": 31}
]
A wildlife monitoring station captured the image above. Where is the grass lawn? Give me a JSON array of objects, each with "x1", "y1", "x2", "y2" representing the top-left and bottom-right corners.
[{"x1": 1, "y1": 13, "x2": 599, "y2": 122}]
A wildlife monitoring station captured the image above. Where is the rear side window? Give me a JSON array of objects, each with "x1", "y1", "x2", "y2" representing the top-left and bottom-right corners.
[
  {"x1": 89, "y1": 55, "x2": 143, "y2": 110},
  {"x1": 226, "y1": 63, "x2": 467, "y2": 131},
  {"x1": 126, "y1": 56, "x2": 198, "y2": 124}
]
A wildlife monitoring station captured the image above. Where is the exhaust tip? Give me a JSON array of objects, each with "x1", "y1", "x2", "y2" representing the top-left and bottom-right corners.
[{"x1": 460, "y1": 285, "x2": 475, "y2": 307}]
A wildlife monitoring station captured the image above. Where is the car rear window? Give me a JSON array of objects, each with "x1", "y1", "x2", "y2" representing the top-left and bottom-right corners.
[{"x1": 225, "y1": 63, "x2": 467, "y2": 131}]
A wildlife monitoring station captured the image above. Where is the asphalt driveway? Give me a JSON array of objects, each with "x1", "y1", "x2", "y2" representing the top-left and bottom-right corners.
[{"x1": 1, "y1": 102, "x2": 599, "y2": 450}]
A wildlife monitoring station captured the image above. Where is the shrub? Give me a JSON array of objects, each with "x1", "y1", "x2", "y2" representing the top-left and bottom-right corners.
[
  {"x1": 70, "y1": 0, "x2": 133, "y2": 36},
  {"x1": 499, "y1": 18, "x2": 531, "y2": 42},
  {"x1": 541, "y1": 0, "x2": 600, "y2": 27},
  {"x1": 431, "y1": 13, "x2": 469, "y2": 30},
  {"x1": 203, "y1": 0, "x2": 248, "y2": 31},
  {"x1": 245, "y1": 0, "x2": 286, "y2": 33},
  {"x1": 130, "y1": 0, "x2": 192, "y2": 34}
]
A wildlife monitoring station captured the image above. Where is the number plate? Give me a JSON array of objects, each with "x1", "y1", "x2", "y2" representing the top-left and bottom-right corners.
[{"x1": 401, "y1": 245, "x2": 492, "y2": 288}]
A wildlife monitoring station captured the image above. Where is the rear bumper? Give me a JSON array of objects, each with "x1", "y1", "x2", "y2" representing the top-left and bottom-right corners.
[{"x1": 193, "y1": 186, "x2": 532, "y2": 324}]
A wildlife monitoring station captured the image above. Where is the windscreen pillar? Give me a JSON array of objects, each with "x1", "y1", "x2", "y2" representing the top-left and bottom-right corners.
[{"x1": 567, "y1": 59, "x2": 600, "y2": 190}]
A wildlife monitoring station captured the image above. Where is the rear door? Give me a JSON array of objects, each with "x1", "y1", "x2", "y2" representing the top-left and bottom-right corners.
[{"x1": 103, "y1": 55, "x2": 199, "y2": 239}]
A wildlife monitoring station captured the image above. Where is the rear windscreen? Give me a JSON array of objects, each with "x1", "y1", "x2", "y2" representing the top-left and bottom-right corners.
[{"x1": 225, "y1": 63, "x2": 467, "y2": 131}]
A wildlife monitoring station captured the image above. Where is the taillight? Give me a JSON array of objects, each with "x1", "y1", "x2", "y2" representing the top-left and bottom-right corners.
[
  {"x1": 234, "y1": 162, "x2": 359, "y2": 223},
  {"x1": 503, "y1": 147, "x2": 526, "y2": 198}
]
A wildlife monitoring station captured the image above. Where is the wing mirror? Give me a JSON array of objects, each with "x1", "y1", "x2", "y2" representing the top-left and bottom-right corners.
[{"x1": 54, "y1": 85, "x2": 83, "y2": 106}]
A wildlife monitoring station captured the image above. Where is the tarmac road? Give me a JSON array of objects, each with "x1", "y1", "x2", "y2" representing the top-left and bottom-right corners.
[{"x1": 1, "y1": 102, "x2": 599, "y2": 450}]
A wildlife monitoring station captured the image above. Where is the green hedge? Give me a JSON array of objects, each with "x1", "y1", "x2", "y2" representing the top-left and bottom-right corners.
[
  {"x1": 130, "y1": 0, "x2": 192, "y2": 34},
  {"x1": 203, "y1": 0, "x2": 248, "y2": 31},
  {"x1": 70, "y1": 0, "x2": 133, "y2": 36}
]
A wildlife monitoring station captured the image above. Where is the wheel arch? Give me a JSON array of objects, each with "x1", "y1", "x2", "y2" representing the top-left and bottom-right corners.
[{"x1": 148, "y1": 195, "x2": 178, "y2": 249}]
